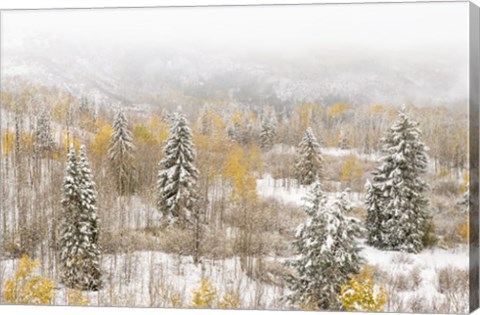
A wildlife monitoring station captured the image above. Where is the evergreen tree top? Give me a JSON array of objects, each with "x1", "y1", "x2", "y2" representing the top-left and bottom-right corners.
[
  {"x1": 161, "y1": 111, "x2": 197, "y2": 169},
  {"x1": 299, "y1": 128, "x2": 322, "y2": 160},
  {"x1": 109, "y1": 109, "x2": 134, "y2": 156},
  {"x1": 62, "y1": 144, "x2": 79, "y2": 205},
  {"x1": 377, "y1": 108, "x2": 428, "y2": 176}
]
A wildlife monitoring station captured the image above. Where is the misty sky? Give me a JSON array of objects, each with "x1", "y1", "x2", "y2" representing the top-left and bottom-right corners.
[
  {"x1": 0, "y1": 2, "x2": 471, "y2": 107},
  {"x1": 2, "y1": 2, "x2": 469, "y2": 56}
]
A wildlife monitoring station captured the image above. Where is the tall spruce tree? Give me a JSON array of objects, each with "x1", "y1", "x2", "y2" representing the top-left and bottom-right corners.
[
  {"x1": 77, "y1": 145, "x2": 102, "y2": 290},
  {"x1": 108, "y1": 109, "x2": 135, "y2": 195},
  {"x1": 295, "y1": 127, "x2": 323, "y2": 185},
  {"x1": 260, "y1": 113, "x2": 276, "y2": 151},
  {"x1": 365, "y1": 107, "x2": 429, "y2": 253},
  {"x1": 60, "y1": 144, "x2": 102, "y2": 290},
  {"x1": 60, "y1": 144, "x2": 81, "y2": 289},
  {"x1": 157, "y1": 111, "x2": 200, "y2": 227},
  {"x1": 286, "y1": 182, "x2": 362, "y2": 310}
]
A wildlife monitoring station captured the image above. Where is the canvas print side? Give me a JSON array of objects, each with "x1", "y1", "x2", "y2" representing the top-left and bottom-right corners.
[{"x1": 470, "y1": 2, "x2": 480, "y2": 312}]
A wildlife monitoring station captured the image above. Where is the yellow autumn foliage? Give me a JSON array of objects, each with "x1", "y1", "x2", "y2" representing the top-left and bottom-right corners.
[
  {"x1": 2, "y1": 131, "x2": 15, "y2": 157},
  {"x1": 460, "y1": 171, "x2": 469, "y2": 194},
  {"x1": 67, "y1": 289, "x2": 89, "y2": 306},
  {"x1": 223, "y1": 144, "x2": 257, "y2": 203},
  {"x1": 191, "y1": 278, "x2": 217, "y2": 308},
  {"x1": 341, "y1": 155, "x2": 363, "y2": 184},
  {"x1": 195, "y1": 110, "x2": 228, "y2": 154},
  {"x1": 294, "y1": 103, "x2": 323, "y2": 133},
  {"x1": 133, "y1": 124, "x2": 157, "y2": 145},
  {"x1": 53, "y1": 97, "x2": 73, "y2": 123},
  {"x1": 2, "y1": 255, "x2": 55, "y2": 305},
  {"x1": 327, "y1": 102, "x2": 351, "y2": 119},
  {"x1": 436, "y1": 167, "x2": 450, "y2": 179},
  {"x1": 230, "y1": 111, "x2": 244, "y2": 126},
  {"x1": 146, "y1": 115, "x2": 169, "y2": 144},
  {"x1": 338, "y1": 267, "x2": 387, "y2": 312},
  {"x1": 92, "y1": 122, "x2": 113, "y2": 157}
]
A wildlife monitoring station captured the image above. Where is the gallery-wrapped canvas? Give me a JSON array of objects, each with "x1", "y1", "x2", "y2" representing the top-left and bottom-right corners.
[{"x1": 0, "y1": 1, "x2": 479, "y2": 313}]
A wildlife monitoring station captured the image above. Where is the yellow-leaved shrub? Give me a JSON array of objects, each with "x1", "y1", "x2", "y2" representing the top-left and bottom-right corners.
[
  {"x1": 67, "y1": 289, "x2": 90, "y2": 306},
  {"x1": 191, "y1": 278, "x2": 217, "y2": 308},
  {"x1": 2, "y1": 131, "x2": 15, "y2": 157},
  {"x1": 338, "y1": 267, "x2": 387, "y2": 312},
  {"x1": 2, "y1": 255, "x2": 55, "y2": 305}
]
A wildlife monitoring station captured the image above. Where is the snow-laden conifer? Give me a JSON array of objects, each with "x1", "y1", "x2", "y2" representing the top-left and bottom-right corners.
[
  {"x1": 365, "y1": 107, "x2": 429, "y2": 253},
  {"x1": 286, "y1": 182, "x2": 362, "y2": 310},
  {"x1": 108, "y1": 109, "x2": 135, "y2": 195},
  {"x1": 60, "y1": 144, "x2": 81, "y2": 289},
  {"x1": 60, "y1": 144, "x2": 102, "y2": 290},
  {"x1": 76, "y1": 145, "x2": 102, "y2": 290},
  {"x1": 294, "y1": 127, "x2": 323, "y2": 185},
  {"x1": 157, "y1": 111, "x2": 199, "y2": 227}
]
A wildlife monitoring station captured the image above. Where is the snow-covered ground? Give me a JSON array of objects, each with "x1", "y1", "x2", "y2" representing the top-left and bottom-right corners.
[
  {"x1": 256, "y1": 174, "x2": 364, "y2": 207},
  {"x1": 0, "y1": 244, "x2": 468, "y2": 311},
  {"x1": 0, "y1": 251, "x2": 287, "y2": 309},
  {"x1": 362, "y1": 244, "x2": 468, "y2": 312}
]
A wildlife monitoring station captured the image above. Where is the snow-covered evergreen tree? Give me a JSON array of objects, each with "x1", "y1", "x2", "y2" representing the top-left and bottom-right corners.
[
  {"x1": 157, "y1": 111, "x2": 200, "y2": 227},
  {"x1": 60, "y1": 144, "x2": 102, "y2": 291},
  {"x1": 34, "y1": 110, "x2": 55, "y2": 154},
  {"x1": 295, "y1": 127, "x2": 323, "y2": 185},
  {"x1": 60, "y1": 144, "x2": 82, "y2": 289},
  {"x1": 286, "y1": 182, "x2": 362, "y2": 310},
  {"x1": 365, "y1": 107, "x2": 429, "y2": 253},
  {"x1": 76, "y1": 145, "x2": 102, "y2": 290},
  {"x1": 260, "y1": 113, "x2": 276, "y2": 150},
  {"x1": 108, "y1": 109, "x2": 135, "y2": 195}
]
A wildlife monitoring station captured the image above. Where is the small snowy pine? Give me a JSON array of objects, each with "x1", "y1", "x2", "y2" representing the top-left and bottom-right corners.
[
  {"x1": 294, "y1": 127, "x2": 323, "y2": 185},
  {"x1": 365, "y1": 107, "x2": 429, "y2": 253},
  {"x1": 286, "y1": 182, "x2": 362, "y2": 310},
  {"x1": 157, "y1": 111, "x2": 200, "y2": 227},
  {"x1": 108, "y1": 109, "x2": 135, "y2": 195}
]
